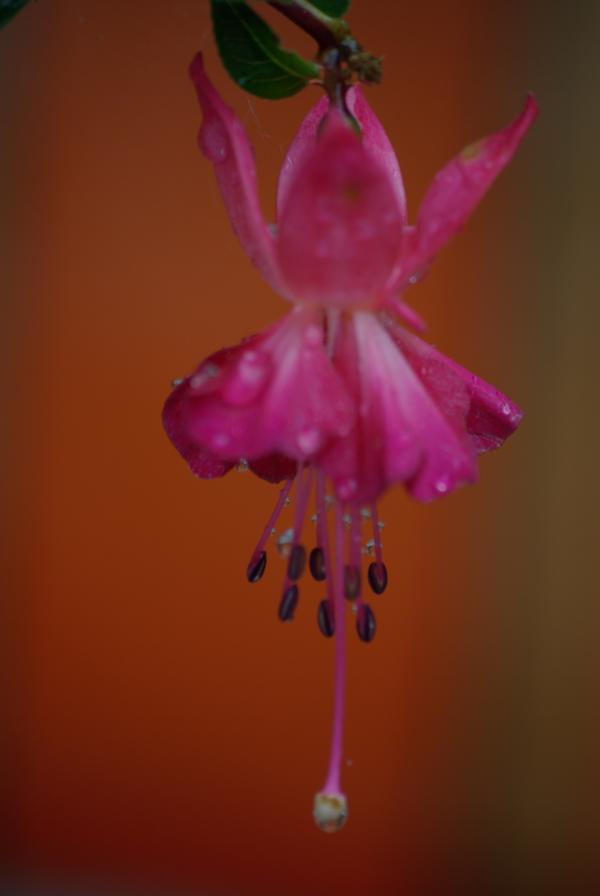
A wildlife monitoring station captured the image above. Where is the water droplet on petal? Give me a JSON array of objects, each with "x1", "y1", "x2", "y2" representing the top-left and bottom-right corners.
[
  {"x1": 501, "y1": 402, "x2": 511, "y2": 416},
  {"x1": 246, "y1": 551, "x2": 267, "y2": 583},
  {"x1": 313, "y1": 792, "x2": 348, "y2": 833},
  {"x1": 190, "y1": 363, "x2": 219, "y2": 390},
  {"x1": 435, "y1": 478, "x2": 449, "y2": 494},
  {"x1": 170, "y1": 377, "x2": 184, "y2": 389},
  {"x1": 296, "y1": 427, "x2": 322, "y2": 455},
  {"x1": 304, "y1": 324, "x2": 323, "y2": 347},
  {"x1": 337, "y1": 478, "x2": 358, "y2": 501},
  {"x1": 200, "y1": 118, "x2": 229, "y2": 163},
  {"x1": 278, "y1": 584, "x2": 299, "y2": 622},
  {"x1": 236, "y1": 458, "x2": 249, "y2": 473},
  {"x1": 212, "y1": 433, "x2": 230, "y2": 449}
]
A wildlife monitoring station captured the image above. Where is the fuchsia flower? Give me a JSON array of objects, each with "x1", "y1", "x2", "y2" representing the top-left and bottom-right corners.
[{"x1": 164, "y1": 53, "x2": 537, "y2": 831}]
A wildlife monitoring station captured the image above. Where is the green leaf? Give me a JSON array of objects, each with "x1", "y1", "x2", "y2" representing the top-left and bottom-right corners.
[
  {"x1": 305, "y1": 0, "x2": 350, "y2": 15},
  {"x1": 0, "y1": 0, "x2": 31, "y2": 29},
  {"x1": 210, "y1": 0, "x2": 320, "y2": 99}
]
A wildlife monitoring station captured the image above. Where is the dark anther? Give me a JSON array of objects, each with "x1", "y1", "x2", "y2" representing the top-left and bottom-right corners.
[
  {"x1": 246, "y1": 550, "x2": 267, "y2": 583},
  {"x1": 309, "y1": 546, "x2": 326, "y2": 581},
  {"x1": 367, "y1": 561, "x2": 388, "y2": 595},
  {"x1": 278, "y1": 584, "x2": 299, "y2": 622},
  {"x1": 356, "y1": 604, "x2": 376, "y2": 642},
  {"x1": 287, "y1": 544, "x2": 307, "y2": 581},
  {"x1": 344, "y1": 564, "x2": 361, "y2": 600},
  {"x1": 317, "y1": 599, "x2": 335, "y2": 638}
]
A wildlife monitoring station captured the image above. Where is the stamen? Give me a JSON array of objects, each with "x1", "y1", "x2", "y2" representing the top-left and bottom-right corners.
[
  {"x1": 316, "y1": 471, "x2": 333, "y2": 594},
  {"x1": 278, "y1": 584, "x2": 299, "y2": 621},
  {"x1": 343, "y1": 565, "x2": 361, "y2": 600},
  {"x1": 317, "y1": 598, "x2": 335, "y2": 638},
  {"x1": 287, "y1": 544, "x2": 307, "y2": 581},
  {"x1": 246, "y1": 479, "x2": 293, "y2": 582},
  {"x1": 367, "y1": 503, "x2": 388, "y2": 595},
  {"x1": 309, "y1": 547, "x2": 326, "y2": 581},
  {"x1": 246, "y1": 550, "x2": 267, "y2": 584},
  {"x1": 356, "y1": 603, "x2": 377, "y2": 643},
  {"x1": 344, "y1": 511, "x2": 362, "y2": 601},
  {"x1": 367, "y1": 561, "x2": 388, "y2": 595}
]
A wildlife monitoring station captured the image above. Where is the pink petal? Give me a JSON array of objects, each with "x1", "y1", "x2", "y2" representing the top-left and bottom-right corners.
[
  {"x1": 386, "y1": 320, "x2": 523, "y2": 453},
  {"x1": 162, "y1": 308, "x2": 355, "y2": 471},
  {"x1": 277, "y1": 112, "x2": 405, "y2": 306},
  {"x1": 320, "y1": 313, "x2": 478, "y2": 505},
  {"x1": 189, "y1": 53, "x2": 282, "y2": 291},
  {"x1": 277, "y1": 87, "x2": 406, "y2": 224},
  {"x1": 391, "y1": 95, "x2": 538, "y2": 291}
]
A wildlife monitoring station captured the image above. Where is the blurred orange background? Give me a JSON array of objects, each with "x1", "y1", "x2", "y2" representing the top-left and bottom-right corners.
[{"x1": 1, "y1": 1, "x2": 599, "y2": 894}]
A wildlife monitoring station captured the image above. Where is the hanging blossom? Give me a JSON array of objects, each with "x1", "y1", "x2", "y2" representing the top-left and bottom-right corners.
[{"x1": 164, "y1": 53, "x2": 537, "y2": 832}]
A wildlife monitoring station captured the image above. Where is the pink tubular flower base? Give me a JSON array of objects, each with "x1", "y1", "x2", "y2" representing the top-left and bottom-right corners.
[{"x1": 163, "y1": 53, "x2": 537, "y2": 831}]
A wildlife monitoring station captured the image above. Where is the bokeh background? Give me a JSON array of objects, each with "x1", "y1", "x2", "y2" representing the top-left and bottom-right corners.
[{"x1": 1, "y1": 1, "x2": 599, "y2": 894}]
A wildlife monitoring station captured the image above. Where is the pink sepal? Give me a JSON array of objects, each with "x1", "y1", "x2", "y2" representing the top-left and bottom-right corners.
[
  {"x1": 277, "y1": 112, "x2": 405, "y2": 306},
  {"x1": 189, "y1": 53, "x2": 282, "y2": 291},
  {"x1": 391, "y1": 95, "x2": 539, "y2": 291},
  {"x1": 277, "y1": 86, "x2": 406, "y2": 225}
]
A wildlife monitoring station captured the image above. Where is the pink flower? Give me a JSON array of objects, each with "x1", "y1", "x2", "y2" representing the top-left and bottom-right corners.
[{"x1": 163, "y1": 53, "x2": 537, "y2": 831}]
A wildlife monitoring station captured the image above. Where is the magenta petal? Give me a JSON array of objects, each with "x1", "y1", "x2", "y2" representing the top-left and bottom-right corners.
[
  {"x1": 189, "y1": 53, "x2": 281, "y2": 291},
  {"x1": 163, "y1": 375, "x2": 233, "y2": 480},
  {"x1": 320, "y1": 314, "x2": 478, "y2": 505},
  {"x1": 276, "y1": 113, "x2": 405, "y2": 307},
  {"x1": 163, "y1": 308, "x2": 355, "y2": 470},
  {"x1": 386, "y1": 320, "x2": 523, "y2": 453},
  {"x1": 393, "y1": 95, "x2": 538, "y2": 289}
]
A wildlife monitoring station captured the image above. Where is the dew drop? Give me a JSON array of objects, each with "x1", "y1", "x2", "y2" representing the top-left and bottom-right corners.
[
  {"x1": 200, "y1": 118, "x2": 229, "y2": 163},
  {"x1": 246, "y1": 551, "x2": 267, "y2": 583},
  {"x1": 278, "y1": 584, "x2": 299, "y2": 622},
  {"x1": 296, "y1": 427, "x2": 322, "y2": 455},
  {"x1": 435, "y1": 478, "x2": 449, "y2": 494},
  {"x1": 170, "y1": 377, "x2": 184, "y2": 389},
  {"x1": 304, "y1": 324, "x2": 323, "y2": 347},
  {"x1": 337, "y1": 478, "x2": 357, "y2": 501},
  {"x1": 236, "y1": 458, "x2": 249, "y2": 473}
]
